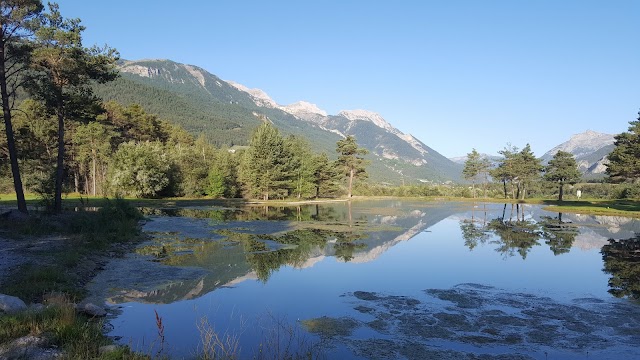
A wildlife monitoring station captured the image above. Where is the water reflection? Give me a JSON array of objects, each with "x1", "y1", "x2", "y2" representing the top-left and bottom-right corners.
[
  {"x1": 460, "y1": 204, "x2": 581, "y2": 259},
  {"x1": 99, "y1": 201, "x2": 640, "y2": 359},
  {"x1": 539, "y1": 213, "x2": 579, "y2": 256},
  {"x1": 96, "y1": 202, "x2": 640, "y2": 306},
  {"x1": 139, "y1": 204, "x2": 346, "y2": 223},
  {"x1": 601, "y1": 236, "x2": 640, "y2": 299}
]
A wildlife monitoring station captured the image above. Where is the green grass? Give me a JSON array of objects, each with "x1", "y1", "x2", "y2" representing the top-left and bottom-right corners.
[
  {"x1": 0, "y1": 198, "x2": 143, "y2": 302},
  {"x1": 541, "y1": 199, "x2": 640, "y2": 217},
  {"x1": 0, "y1": 294, "x2": 150, "y2": 359},
  {"x1": 1, "y1": 264, "x2": 83, "y2": 303}
]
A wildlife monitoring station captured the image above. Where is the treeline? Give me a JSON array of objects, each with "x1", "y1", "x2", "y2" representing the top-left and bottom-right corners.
[
  {"x1": 92, "y1": 75, "x2": 256, "y2": 147},
  {"x1": 352, "y1": 180, "x2": 640, "y2": 200},
  {"x1": 0, "y1": 100, "x2": 370, "y2": 201}
]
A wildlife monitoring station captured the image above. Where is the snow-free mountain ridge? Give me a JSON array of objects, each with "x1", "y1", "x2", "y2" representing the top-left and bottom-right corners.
[
  {"x1": 225, "y1": 76, "x2": 451, "y2": 171},
  {"x1": 541, "y1": 130, "x2": 615, "y2": 177},
  {"x1": 99, "y1": 59, "x2": 463, "y2": 183}
]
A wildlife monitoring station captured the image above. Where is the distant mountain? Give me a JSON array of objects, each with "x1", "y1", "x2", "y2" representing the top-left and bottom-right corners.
[
  {"x1": 93, "y1": 59, "x2": 462, "y2": 183},
  {"x1": 541, "y1": 130, "x2": 616, "y2": 177},
  {"x1": 449, "y1": 153, "x2": 502, "y2": 165},
  {"x1": 225, "y1": 81, "x2": 462, "y2": 182}
]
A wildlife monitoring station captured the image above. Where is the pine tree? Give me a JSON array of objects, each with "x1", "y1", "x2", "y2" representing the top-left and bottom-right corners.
[
  {"x1": 0, "y1": 0, "x2": 44, "y2": 213},
  {"x1": 312, "y1": 152, "x2": 340, "y2": 198},
  {"x1": 26, "y1": 3, "x2": 118, "y2": 212},
  {"x1": 463, "y1": 149, "x2": 491, "y2": 198},
  {"x1": 239, "y1": 123, "x2": 294, "y2": 200},
  {"x1": 336, "y1": 135, "x2": 368, "y2": 198},
  {"x1": 514, "y1": 144, "x2": 543, "y2": 200},
  {"x1": 285, "y1": 135, "x2": 316, "y2": 199},
  {"x1": 544, "y1": 150, "x2": 581, "y2": 201},
  {"x1": 606, "y1": 111, "x2": 640, "y2": 183}
]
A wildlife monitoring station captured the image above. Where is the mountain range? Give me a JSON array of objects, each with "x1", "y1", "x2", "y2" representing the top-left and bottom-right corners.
[
  {"x1": 540, "y1": 130, "x2": 615, "y2": 178},
  {"x1": 93, "y1": 59, "x2": 619, "y2": 183},
  {"x1": 93, "y1": 59, "x2": 462, "y2": 183},
  {"x1": 449, "y1": 130, "x2": 616, "y2": 178}
]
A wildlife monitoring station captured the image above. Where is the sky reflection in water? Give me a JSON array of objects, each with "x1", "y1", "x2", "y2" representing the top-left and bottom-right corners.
[{"x1": 102, "y1": 201, "x2": 640, "y2": 359}]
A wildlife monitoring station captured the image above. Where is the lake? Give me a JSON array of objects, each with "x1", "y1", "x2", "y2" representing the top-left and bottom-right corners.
[{"x1": 87, "y1": 200, "x2": 640, "y2": 359}]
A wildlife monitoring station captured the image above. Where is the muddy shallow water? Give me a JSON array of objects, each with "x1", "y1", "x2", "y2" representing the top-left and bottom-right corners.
[{"x1": 87, "y1": 201, "x2": 640, "y2": 359}]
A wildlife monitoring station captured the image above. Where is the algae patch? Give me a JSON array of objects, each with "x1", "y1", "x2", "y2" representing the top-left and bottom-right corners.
[
  {"x1": 301, "y1": 316, "x2": 359, "y2": 338},
  {"x1": 303, "y1": 284, "x2": 640, "y2": 359}
]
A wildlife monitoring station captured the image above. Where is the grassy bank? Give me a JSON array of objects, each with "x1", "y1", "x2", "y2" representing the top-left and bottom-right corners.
[{"x1": 0, "y1": 198, "x2": 148, "y2": 359}]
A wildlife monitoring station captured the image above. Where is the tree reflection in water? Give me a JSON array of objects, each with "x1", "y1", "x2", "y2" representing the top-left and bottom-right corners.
[
  {"x1": 486, "y1": 204, "x2": 540, "y2": 260},
  {"x1": 220, "y1": 228, "x2": 365, "y2": 282},
  {"x1": 460, "y1": 204, "x2": 579, "y2": 259},
  {"x1": 539, "y1": 213, "x2": 579, "y2": 255},
  {"x1": 602, "y1": 236, "x2": 640, "y2": 299},
  {"x1": 459, "y1": 203, "x2": 490, "y2": 250}
]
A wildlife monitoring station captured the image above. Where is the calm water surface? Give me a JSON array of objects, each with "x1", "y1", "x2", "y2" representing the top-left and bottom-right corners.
[{"x1": 94, "y1": 200, "x2": 640, "y2": 359}]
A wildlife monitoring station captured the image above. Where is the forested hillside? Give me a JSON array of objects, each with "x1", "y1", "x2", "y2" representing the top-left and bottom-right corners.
[{"x1": 92, "y1": 59, "x2": 462, "y2": 183}]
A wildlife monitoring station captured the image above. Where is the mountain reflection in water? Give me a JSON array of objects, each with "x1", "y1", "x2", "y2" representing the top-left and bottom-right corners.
[{"x1": 91, "y1": 201, "x2": 640, "y2": 359}]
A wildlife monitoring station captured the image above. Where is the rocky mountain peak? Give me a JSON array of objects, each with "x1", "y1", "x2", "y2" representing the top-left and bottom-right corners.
[
  {"x1": 338, "y1": 109, "x2": 394, "y2": 132},
  {"x1": 282, "y1": 101, "x2": 327, "y2": 117},
  {"x1": 226, "y1": 81, "x2": 277, "y2": 108},
  {"x1": 544, "y1": 130, "x2": 615, "y2": 159}
]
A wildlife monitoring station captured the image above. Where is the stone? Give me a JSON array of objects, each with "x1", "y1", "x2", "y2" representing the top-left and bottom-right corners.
[
  {"x1": 99, "y1": 345, "x2": 120, "y2": 354},
  {"x1": 0, "y1": 293, "x2": 27, "y2": 313},
  {"x1": 82, "y1": 303, "x2": 107, "y2": 317},
  {"x1": 0, "y1": 335, "x2": 63, "y2": 360},
  {"x1": 0, "y1": 209, "x2": 29, "y2": 222},
  {"x1": 29, "y1": 303, "x2": 46, "y2": 312}
]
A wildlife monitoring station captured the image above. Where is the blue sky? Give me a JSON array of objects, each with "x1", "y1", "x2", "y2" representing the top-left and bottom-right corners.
[{"x1": 57, "y1": 0, "x2": 638, "y2": 157}]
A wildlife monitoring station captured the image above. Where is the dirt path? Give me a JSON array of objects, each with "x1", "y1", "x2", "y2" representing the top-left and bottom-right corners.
[{"x1": 0, "y1": 237, "x2": 30, "y2": 286}]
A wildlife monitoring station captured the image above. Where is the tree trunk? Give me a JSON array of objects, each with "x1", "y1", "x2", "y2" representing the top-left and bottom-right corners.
[
  {"x1": 502, "y1": 180, "x2": 507, "y2": 199},
  {"x1": 472, "y1": 181, "x2": 476, "y2": 198},
  {"x1": 54, "y1": 109, "x2": 65, "y2": 213},
  {"x1": 558, "y1": 184, "x2": 564, "y2": 202},
  {"x1": 348, "y1": 168, "x2": 354, "y2": 198},
  {"x1": 0, "y1": 42, "x2": 27, "y2": 214},
  {"x1": 92, "y1": 150, "x2": 96, "y2": 196}
]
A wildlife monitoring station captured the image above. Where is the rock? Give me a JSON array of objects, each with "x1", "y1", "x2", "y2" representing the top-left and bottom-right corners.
[
  {"x1": 0, "y1": 335, "x2": 63, "y2": 359},
  {"x1": 0, "y1": 209, "x2": 29, "y2": 222},
  {"x1": 98, "y1": 344, "x2": 120, "y2": 354},
  {"x1": 29, "y1": 303, "x2": 46, "y2": 312},
  {"x1": 0, "y1": 293, "x2": 27, "y2": 313},
  {"x1": 82, "y1": 303, "x2": 107, "y2": 317}
]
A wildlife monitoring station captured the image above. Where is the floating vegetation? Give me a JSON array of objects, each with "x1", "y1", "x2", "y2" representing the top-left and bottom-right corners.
[{"x1": 304, "y1": 284, "x2": 640, "y2": 359}]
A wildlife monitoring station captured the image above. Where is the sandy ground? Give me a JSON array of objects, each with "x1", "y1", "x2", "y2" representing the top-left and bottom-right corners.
[{"x1": 0, "y1": 237, "x2": 29, "y2": 287}]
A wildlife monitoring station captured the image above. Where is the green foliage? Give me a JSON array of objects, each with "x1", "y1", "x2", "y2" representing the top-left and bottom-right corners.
[
  {"x1": 0, "y1": 0, "x2": 45, "y2": 213},
  {"x1": 607, "y1": 111, "x2": 640, "y2": 183},
  {"x1": 0, "y1": 297, "x2": 149, "y2": 359},
  {"x1": 336, "y1": 135, "x2": 368, "y2": 197},
  {"x1": 491, "y1": 144, "x2": 543, "y2": 200},
  {"x1": 25, "y1": 2, "x2": 119, "y2": 212},
  {"x1": 544, "y1": 150, "x2": 581, "y2": 201},
  {"x1": 285, "y1": 135, "x2": 317, "y2": 199},
  {"x1": 73, "y1": 121, "x2": 116, "y2": 195},
  {"x1": 463, "y1": 148, "x2": 491, "y2": 198},
  {"x1": 70, "y1": 197, "x2": 143, "y2": 244},
  {"x1": 208, "y1": 148, "x2": 240, "y2": 198},
  {"x1": 313, "y1": 152, "x2": 340, "y2": 198},
  {"x1": 601, "y1": 236, "x2": 640, "y2": 299},
  {"x1": 239, "y1": 123, "x2": 295, "y2": 200},
  {"x1": 109, "y1": 141, "x2": 171, "y2": 198},
  {"x1": 206, "y1": 168, "x2": 225, "y2": 198}
]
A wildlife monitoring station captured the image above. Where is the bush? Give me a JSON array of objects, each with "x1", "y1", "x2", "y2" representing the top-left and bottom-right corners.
[
  {"x1": 620, "y1": 184, "x2": 640, "y2": 199},
  {"x1": 109, "y1": 141, "x2": 172, "y2": 198}
]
